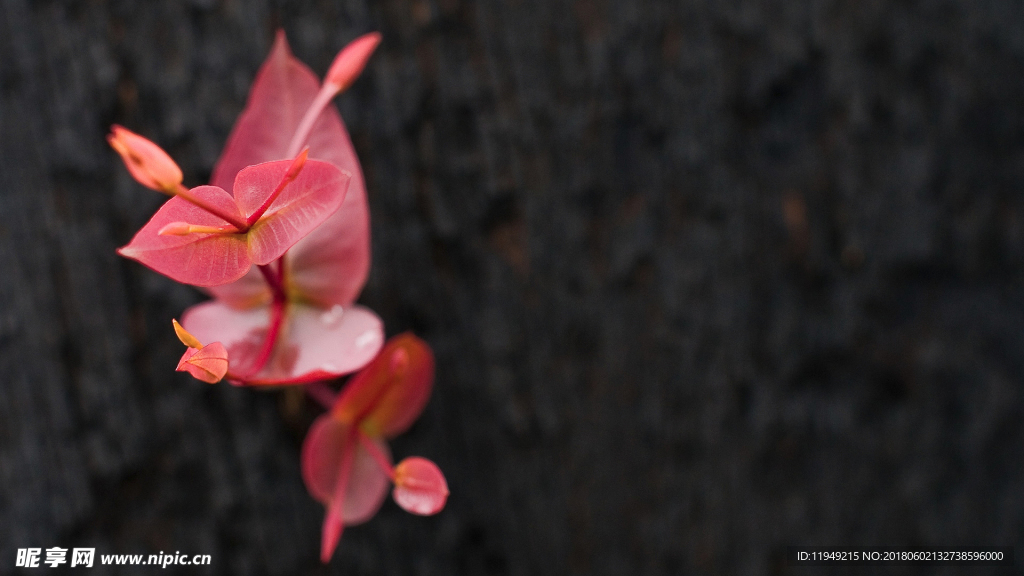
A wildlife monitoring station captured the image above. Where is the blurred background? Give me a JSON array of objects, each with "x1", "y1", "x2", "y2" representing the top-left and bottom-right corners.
[{"x1": 2, "y1": 0, "x2": 1024, "y2": 574}]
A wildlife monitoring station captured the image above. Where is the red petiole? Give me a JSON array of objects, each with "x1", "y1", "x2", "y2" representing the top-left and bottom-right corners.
[
  {"x1": 357, "y1": 429, "x2": 395, "y2": 480},
  {"x1": 173, "y1": 183, "x2": 249, "y2": 231}
]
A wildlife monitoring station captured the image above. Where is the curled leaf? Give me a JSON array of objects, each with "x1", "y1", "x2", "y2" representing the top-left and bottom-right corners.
[
  {"x1": 332, "y1": 333, "x2": 435, "y2": 438},
  {"x1": 176, "y1": 341, "x2": 229, "y2": 384}
]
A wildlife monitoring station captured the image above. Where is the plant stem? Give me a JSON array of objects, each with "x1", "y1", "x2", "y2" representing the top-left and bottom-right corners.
[
  {"x1": 258, "y1": 263, "x2": 283, "y2": 296},
  {"x1": 174, "y1": 184, "x2": 248, "y2": 231},
  {"x1": 246, "y1": 148, "x2": 309, "y2": 226},
  {"x1": 286, "y1": 85, "x2": 339, "y2": 158},
  {"x1": 307, "y1": 382, "x2": 338, "y2": 410},
  {"x1": 243, "y1": 297, "x2": 286, "y2": 378},
  {"x1": 357, "y1": 429, "x2": 395, "y2": 480}
]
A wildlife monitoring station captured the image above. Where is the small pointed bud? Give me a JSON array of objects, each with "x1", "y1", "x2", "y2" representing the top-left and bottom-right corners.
[
  {"x1": 324, "y1": 32, "x2": 382, "y2": 94},
  {"x1": 392, "y1": 457, "x2": 448, "y2": 516},
  {"x1": 107, "y1": 125, "x2": 183, "y2": 193},
  {"x1": 172, "y1": 319, "x2": 203, "y2": 349},
  {"x1": 159, "y1": 222, "x2": 194, "y2": 236},
  {"x1": 176, "y1": 341, "x2": 229, "y2": 384}
]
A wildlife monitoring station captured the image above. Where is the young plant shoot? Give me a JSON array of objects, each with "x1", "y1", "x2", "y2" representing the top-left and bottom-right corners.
[{"x1": 110, "y1": 30, "x2": 446, "y2": 562}]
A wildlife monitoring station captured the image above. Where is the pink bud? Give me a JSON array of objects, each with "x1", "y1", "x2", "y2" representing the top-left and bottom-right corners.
[
  {"x1": 324, "y1": 32, "x2": 382, "y2": 93},
  {"x1": 107, "y1": 125, "x2": 183, "y2": 193}
]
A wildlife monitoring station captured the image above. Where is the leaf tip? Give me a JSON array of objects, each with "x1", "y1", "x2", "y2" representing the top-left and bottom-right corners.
[
  {"x1": 320, "y1": 508, "x2": 344, "y2": 564},
  {"x1": 172, "y1": 318, "x2": 203, "y2": 348}
]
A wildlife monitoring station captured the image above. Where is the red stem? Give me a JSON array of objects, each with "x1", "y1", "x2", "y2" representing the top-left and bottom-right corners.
[
  {"x1": 357, "y1": 429, "x2": 395, "y2": 480},
  {"x1": 246, "y1": 148, "x2": 309, "y2": 226},
  {"x1": 174, "y1": 184, "x2": 248, "y2": 231},
  {"x1": 287, "y1": 87, "x2": 338, "y2": 158},
  {"x1": 242, "y1": 298, "x2": 285, "y2": 378},
  {"x1": 258, "y1": 263, "x2": 283, "y2": 296},
  {"x1": 307, "y1": 383, "x2": 338, "y2": 410}
]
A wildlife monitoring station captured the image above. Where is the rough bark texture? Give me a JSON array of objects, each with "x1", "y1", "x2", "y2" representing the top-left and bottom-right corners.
[{"x1": 1, "y1": 0, "x2": 1023, "y2": 574}]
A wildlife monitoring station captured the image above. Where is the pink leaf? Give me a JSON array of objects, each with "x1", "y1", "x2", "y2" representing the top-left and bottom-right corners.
[
  {"x1": 117, "y1": 187, "x2": 250, "y2": 286},
  {"x1": 392, "y1": 457, "x2": 448, "y2": 516},
  {"x1": 302, "y1": 414, "x2": 392, "y2": 564},
  {"x1": 302, "y1": 415, "x2": 350, "y2": 505},
  {"x1": 344, "y1": 435, "x2": 392, "y2": 525},
  {"x1": 180, "y1": 301, "x2": 384, "y2": 385},
  {"x1": 210, "y1": 30, "x2": 321, "y2": 190},
  {"x1": 233, "y1": 159, "x2": 350, "y2": 265},
  {"x1": 175, "y1": 342, "x2": 229, "y2": 384},
  {"x1": 209, "y1": 30, "x2": 370, "y2": 309},
  {"x1": 285, "y1": 191, "x2": 370, "y2": 308},
  {"x1": 202, "y1": 267, "x2": 271, "y2": 309},
  {"x1": 333, "y1": 333, "x2": 435, "y2": 438}
]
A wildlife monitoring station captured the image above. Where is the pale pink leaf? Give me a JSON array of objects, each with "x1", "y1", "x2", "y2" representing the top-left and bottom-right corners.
[
  {"x1": 210, "y1": 30, "x2": 322, "y2": 190},
  {"x1": 180, "y1": 301, "x2": 384, "y2": 385}
]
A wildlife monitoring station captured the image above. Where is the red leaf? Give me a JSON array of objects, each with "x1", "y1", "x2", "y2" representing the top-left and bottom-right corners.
[
  {"x1": 301, "y1": 415, "x2": 392, "y2": 522},
  {"x1": 208, "y1": 30, "x2": 371, "y2": 309},
  {"x1": 233, "y1": 159, "x2": 349, "y2": 265},
  {"x1": 180, "y1": 301, "x2": 384, "y2": 385},
  {"x1": 333, "y1": 333, "x2": 435, "y2": 438},
  {"x1": 392, "y1": 457, "x2": 449, "y2": 516},
  {"x1": 117, "y1": 187, "x2": 250, "y2": 286},
  {"x1": 302, "y1": 414, "x2": 392, "y2": 562}
]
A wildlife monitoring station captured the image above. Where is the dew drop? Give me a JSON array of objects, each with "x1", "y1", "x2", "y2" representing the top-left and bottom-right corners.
[
  {"x1": 319, "y1": 304, "x2": 344, "y2": 326},
  {"x1": 356, "y1": 331, "x2": 379, "y2": 348}
]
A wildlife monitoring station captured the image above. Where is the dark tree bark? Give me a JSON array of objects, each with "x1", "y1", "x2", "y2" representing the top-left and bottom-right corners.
[{"x1": 2, "y1": 0, "x2": 1023, "y2": 574}]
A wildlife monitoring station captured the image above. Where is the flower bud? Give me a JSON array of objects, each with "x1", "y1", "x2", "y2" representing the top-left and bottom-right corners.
[
  {"x1": 324, "y1": 32, "x2": 382, "y2": 94},
  {"x1": 107, "y1": 124, "x2": 183, "y2": 193}
]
